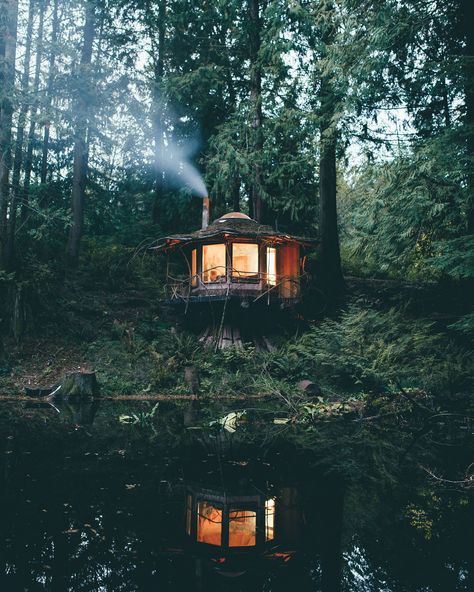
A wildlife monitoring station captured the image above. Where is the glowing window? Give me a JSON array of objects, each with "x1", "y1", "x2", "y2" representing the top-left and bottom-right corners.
[
  {"x1": 202, "y1": 244, "x2": 226, "y2": 283},
  {"x1": 197, "y1": 501, "x2": 222, "y2": 546},
  {"x1": 191, "y1": 249, "x2": 197, "y2": 287},
  {"x1": 229, "y1": 509, "x2": 257, "y2": 547},
  {"x1": 185, "y1": 494, "x2": 193, "y2": 535},
  {"x1": 266, "y1": 247, "x2": 277, "y2": 286},
  {"x1": 265, "y1": 498, "x2": 275, "y2": 541},
  {"x1": 232, "y1": 243, "x2": 259, "y2": 280}
]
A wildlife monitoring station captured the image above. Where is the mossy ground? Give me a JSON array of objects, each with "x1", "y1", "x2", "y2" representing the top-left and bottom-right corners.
[{"x1": 1, "y1": 242, "x2": 473, "y2": 410}]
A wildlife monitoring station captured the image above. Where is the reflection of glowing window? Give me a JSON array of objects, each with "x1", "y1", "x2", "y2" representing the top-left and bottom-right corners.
[
  {"x1": 232, "y1": 243, "x2": 259, "y2": 279},
  {"x1": 265, "y1": 498, "x2": 275, "y2": 541},
  {"x1": 266, "y1": 247, "x2": 277, "y2": 286},
  {"x1": 191, "y1": 249, "x2": 197, "y2": 287},
  {"x1": 186, "y1": 494, "x2": 192, "y2": 535},
  {"x1": 197, "y1": 501, "x2": 222, "y2": 545},
  {"x1": 229, "y1": 509, "x2": 257, "y2": 547},
  {"x1": 202, "y1": 244, "x2": 226, "y2": 283}
]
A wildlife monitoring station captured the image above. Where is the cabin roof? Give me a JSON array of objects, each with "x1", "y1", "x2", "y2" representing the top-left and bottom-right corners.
[{"x1": 150, "y1": 213, "x2": 318, "y2": 251}]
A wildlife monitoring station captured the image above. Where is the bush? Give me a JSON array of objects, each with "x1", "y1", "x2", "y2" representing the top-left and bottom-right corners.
[{"x1": 282, "y1": 300, "x2": 474, "y2": 395}]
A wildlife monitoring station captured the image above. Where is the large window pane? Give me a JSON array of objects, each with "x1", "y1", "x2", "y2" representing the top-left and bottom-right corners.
[
  {"x1": 202, "y1": 244, "x2": 226, "y2": 283},
  {"x1": 197, "y1": 501, "x2": 222, "y2": 545},
  {"x1": 266, "y1": 247, "x2": 277, "y2": 286},
  {"x1": 232, "y1": 243, "x2": 259, "y2": 279},
  {"x1": 265, "y1": 498, "x2": 275, "y2": 541},
  {"x1": 229, "y1": 509, "x2": 257, "y2": 547}
]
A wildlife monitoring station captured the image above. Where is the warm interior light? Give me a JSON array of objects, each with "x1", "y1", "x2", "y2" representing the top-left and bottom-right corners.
[
  {"x1": 265, "y1": 498, "x2": 275, "y2": 541},
  {"x1": 197, "y1": 501, "x2": 222, "y2": 545},
  {"x1": 202, "y1": 244, "x2": 226, "y2": 283},
  {"x1": 232, "y1": 243, "x2": 259, "y2": 279},
  {"x1": 229, "y1": 509, "x2": 257, "y2": 547},
  {"x1": 191, "y1": 249, "x2": 197, "y2": 287},
  {"x1": 266, "y1": 247, "x2": 277, "y2": 286}
]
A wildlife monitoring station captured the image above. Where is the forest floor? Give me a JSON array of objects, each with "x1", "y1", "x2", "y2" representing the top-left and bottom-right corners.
[{"x1": 0, "y1": 271, "x2": 473, "y2": 409}]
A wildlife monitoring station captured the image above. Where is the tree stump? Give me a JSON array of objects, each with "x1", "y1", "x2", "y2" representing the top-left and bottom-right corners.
[
  {"x1": 297, "y1": 380, "x2": 322, "y2": 397},
  {"x1": 184, "y1": 366, "x2": 200, "y2": 395},
  {"x1": 55, "y1": 371, "x2": 100, "y2": 399}
]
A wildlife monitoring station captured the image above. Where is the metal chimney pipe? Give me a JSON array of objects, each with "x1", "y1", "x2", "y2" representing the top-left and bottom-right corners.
[{"x1": 202, "y1": 196, "x2": 210, "y2": 229}]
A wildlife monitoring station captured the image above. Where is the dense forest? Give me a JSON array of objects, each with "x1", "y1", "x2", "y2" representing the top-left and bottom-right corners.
[
  {"x1": 0, "y1": 0, "x2": 473, "y2": 398},
  {"x1": 0, "y1": 4, "x2": 473, "y2": 589}
]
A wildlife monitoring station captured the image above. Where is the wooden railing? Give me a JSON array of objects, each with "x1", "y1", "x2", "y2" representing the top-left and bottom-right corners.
[{"x1": 164, "y1": 270, "x2": 301, "y2": 302}]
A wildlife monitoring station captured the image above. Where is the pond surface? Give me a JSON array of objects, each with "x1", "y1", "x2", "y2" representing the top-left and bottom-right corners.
[{"x1": 0, "y1": 399, "x2": 472, "y2": 591}]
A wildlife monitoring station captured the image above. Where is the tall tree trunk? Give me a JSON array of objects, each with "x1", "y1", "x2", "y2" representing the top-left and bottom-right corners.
[
  {"x1": 151, "y1": 0, "x2": 166, "y2": 225},
  {"x1": 40, "y1": 0, "x2": 59, "y2": 187},
  {"x1": 21, "y1": 0, "x2": 45, "y2": 222},
  {"x1": 66, "y1": 1, "x2": 95, "y2": 266},
  {"x1": 0, "y1": 0, "x2": 18, "y2": 267},
  {"x1": 4, "y1": 0, "x2": 35, "y2": 269},
  {"x1": 317, "y1": 5, "x2": 345, "y2": 296},
  {"x1": 249, "y1": 0, "x2": 263, "y2": 222},
  {"x1": 460, "y1": 0, "x2": 474, "y2": 233}
]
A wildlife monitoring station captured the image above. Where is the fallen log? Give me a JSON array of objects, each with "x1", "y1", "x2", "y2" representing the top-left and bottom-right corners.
[
  {"x1": 24, "y1": 386, "x2": 54, "y2": 398},
  {"x1": 25, "y1": 371, "x2": 100, "y2": 400}
]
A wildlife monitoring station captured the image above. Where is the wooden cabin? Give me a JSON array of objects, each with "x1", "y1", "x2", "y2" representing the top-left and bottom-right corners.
[
  {"x1": 151, "y1": 208, "x2": 317, "y2": 307},
  {"x1": 184, "y1": 482, "x2": 302, "y2": 558}
]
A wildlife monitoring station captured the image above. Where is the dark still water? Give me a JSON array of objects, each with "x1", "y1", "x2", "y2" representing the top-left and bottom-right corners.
[{"x1": 0, "y1": 399, "x2": 472, "y2": 592}]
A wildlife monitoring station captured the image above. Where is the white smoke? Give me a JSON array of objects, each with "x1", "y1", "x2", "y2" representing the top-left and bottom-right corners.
[{"x1": 154, "y1": 118, "x2": 207, "y2": 198}]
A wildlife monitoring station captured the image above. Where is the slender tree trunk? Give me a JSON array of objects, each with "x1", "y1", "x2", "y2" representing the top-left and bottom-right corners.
[
  {"x1": 441, "y1": 79, "x2": 451, "y2": 129},
  {"x1": 152, "y1": 0, "x2": 166, "y2": 225},
  {"x1": 460, "y1": 0, "x2": 474, "y2": 233},
  {"x1": 219, "y1": 19, "x2": 240, "y2": 213},
  {"x1": 249, "y1": 0, "x2": 263, "y2": 222},
  {"x1": 4, "y1": 0, "x2": 35, "y2": 269},
  {"x1": 317, "y1": 5, "x2": 345, "y2": 296},
  {"x1": 0, "y1": 0, "x2": 18, "y2": 267},
  {"x1": 66, "y1": 1, "x2": 95, "y2": 266},
  {"x1": 40, "y1": 0, "x2": 59, "y2": 187},
  {"x1": 21, "y1": 0, "x2": 45, "y2": 222}
]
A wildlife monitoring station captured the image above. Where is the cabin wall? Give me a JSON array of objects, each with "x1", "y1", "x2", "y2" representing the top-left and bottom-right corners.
[{"x1": 278, "y1": 244, "x2": 300, "y2": 298}]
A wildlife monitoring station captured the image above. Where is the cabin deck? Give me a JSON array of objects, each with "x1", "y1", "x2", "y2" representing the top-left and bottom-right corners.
[{"x1": 163, "y1": 275, "x2": 300, "y2": 306}]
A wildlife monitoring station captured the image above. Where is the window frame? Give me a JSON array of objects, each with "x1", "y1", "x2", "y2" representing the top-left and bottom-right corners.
[
  {"x1": 265, "y1": 246, "x2": 277, "y2": 286},
  {"x1": 227, "y1": 506, "x2": 258, "y2": 548},
  {"x1": 201, "y1": 243, "x2": 227, "y2": 284},
  {"x1": 265, "y1": 497, "x2": 276, "y2": 541},
  {"x1": 196, "y1": 499, "x2": 224, "y2": 546},
  {"x1": 230, "y1": 241, "x2": 260, "y2": 283}
]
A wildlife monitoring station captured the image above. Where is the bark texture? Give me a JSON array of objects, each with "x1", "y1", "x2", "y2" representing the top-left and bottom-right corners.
[
  {"x1": 66, "y1": 1, "x2": 95, "y2": 265},
  {"x1": 249, "y1": 0, "x2": 263, "y2": 222},
  {"x1": 4, "y1": 0, "x2": 34, "y2": 269},
  {"x1": 40, "y1": 0, "x2": 59, "y2": 186},
  {"x1": 0, "y1": 0, "x2": 18, "y2": 266},
  {"x1": 21, "y1": 0, "x2": 45, "y2": 222},
  {"x1": 152, "y1": 0, "x2": 166, "y2": 225},
  {"x1": 317, "y1": 6, "x2": 345, "y2": 296},
  {"x1": 460, "y1": 0, "x2": 474, "y2": 233}
]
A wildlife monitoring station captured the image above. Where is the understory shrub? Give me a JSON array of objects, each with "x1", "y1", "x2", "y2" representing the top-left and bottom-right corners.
[{"x1": 281, "y1": 301, "x2": 473, "y2": 395}]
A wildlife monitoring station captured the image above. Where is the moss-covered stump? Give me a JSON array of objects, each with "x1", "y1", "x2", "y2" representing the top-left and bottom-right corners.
[{"x1": 55, "y1": 371, "x2": 100, "y2": 399}]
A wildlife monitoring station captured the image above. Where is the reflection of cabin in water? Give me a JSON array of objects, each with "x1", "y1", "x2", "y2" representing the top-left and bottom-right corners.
[
  {"x1": 184, "y1": 482, "x2": 302, "y2": 561},
  {"x1": 151, "y1": 205, "x2": 317, "y2": 307}
]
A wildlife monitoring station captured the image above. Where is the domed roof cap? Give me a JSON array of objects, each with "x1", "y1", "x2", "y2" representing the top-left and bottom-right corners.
[{"x1": 218, "y1": 212, "x2": 251, "y2": 221}]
